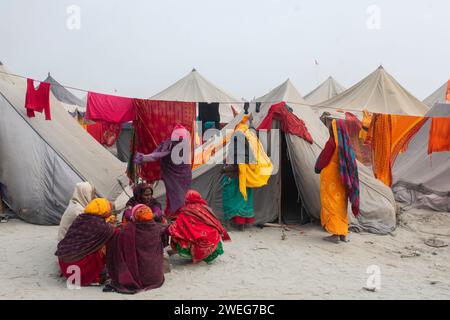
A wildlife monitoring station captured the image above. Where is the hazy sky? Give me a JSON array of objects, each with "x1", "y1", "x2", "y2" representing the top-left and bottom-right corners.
[{"x1": 0, "y1": 0, "x2": 449, "y2": 100}]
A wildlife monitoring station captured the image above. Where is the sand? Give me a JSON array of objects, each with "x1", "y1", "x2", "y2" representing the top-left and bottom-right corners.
[{"x1": 0, "y1": 207, "x2": 449, "y2": 300}]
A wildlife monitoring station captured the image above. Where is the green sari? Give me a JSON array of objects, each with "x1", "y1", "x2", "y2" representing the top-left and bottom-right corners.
[{"x1": 222, "y1": 176, "x2": 254, "y2": 221}]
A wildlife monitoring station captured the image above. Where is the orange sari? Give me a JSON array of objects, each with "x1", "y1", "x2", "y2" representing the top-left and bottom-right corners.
[
  {"x1": 320, "y1": 121, "x2": 348, "y2": 236},
  {"x1": 366, "y1": 114, "x2": 427, "y2": 186}
]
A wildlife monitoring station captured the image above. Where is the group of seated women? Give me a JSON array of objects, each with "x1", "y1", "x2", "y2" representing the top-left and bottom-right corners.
[{"x1": 55, "y1": 182, "x2": 231, "y2": 294}]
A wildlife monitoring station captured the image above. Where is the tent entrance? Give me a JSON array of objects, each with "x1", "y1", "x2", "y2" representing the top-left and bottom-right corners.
[{"x1": 280, "y1": 133, "x2": 310, "y2": 225}]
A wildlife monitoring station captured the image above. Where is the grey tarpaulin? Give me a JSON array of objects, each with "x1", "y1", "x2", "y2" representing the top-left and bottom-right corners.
[
  {"x1": 0, "y1": 63, "x2": 128, "y2": 225},
  {"x1": 116, "y1": 122, "x2": 133, "y2": 163},
  {"x1": 43, "y1": 74, "x2": 86, "y2": 115},
  {"x1": 393, "y1": 103, "x2": 450, "y2": 211}
]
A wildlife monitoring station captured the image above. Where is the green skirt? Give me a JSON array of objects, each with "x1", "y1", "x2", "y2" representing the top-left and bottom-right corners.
[
  {"x1": 176, "y1": 241, "x2": 224, "y2": 263},
  {"x1": 222, "y1": 176, "x2": 254, "y2": 221}
]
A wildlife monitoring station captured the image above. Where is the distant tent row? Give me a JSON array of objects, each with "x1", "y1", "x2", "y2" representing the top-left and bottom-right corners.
[{"x1": 0, "y1": 62, "x2": 128, "y2": 225}]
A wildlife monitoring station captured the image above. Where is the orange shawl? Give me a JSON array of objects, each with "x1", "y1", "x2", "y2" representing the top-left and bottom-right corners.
[{"x1": 366, "y1": 114, "x2": 427, "y2": 187}]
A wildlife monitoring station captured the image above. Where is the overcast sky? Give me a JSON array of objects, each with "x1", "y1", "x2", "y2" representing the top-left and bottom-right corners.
[{"x1": 0, "y1": 0, "x2": 449, "y2": 100}]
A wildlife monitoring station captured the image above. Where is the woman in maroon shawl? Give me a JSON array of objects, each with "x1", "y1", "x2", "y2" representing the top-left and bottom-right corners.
[
  {"x1": 134, "y1": 125, "x2": 192, "y2": 218},
  {"x1": 55, "y1": 198, "x2": 116, "y2": 286},
  {"x1": 168, "y1": 190, "x2": 231, "y2": 263},
  {"x1": 104, "y1": 204, "x2": 168, "y2": 294},
  {"x1": 122, "y1": 183, "x2": 165, "y2": 225}
]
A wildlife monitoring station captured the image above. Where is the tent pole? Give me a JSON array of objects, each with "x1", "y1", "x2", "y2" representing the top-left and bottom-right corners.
[
  {"x1": 0, "y1": 192, "x2": 4, "y2": 215},
  {"x1": 278, "y1": 126, "x2": 282, "y2": 225}
]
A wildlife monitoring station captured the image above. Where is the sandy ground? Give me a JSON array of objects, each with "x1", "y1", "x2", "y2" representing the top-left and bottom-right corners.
[{"x1": 0, "y1": 207, "x2": 449, "y2": 300}]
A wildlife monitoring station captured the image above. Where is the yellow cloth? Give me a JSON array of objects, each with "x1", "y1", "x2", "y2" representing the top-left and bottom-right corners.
[
  {"x1": 235, "y1": 118, "x2": 273, "y2": 200},
  {"x1": 320, "y1": 120, "x2": 348, "y2": 236},
  {"x1": 359, "y1": 109, "x2": 372, "y2": 141},
  {"x1": 84, "y1": 198, "x2": 112, "y2": 219}
]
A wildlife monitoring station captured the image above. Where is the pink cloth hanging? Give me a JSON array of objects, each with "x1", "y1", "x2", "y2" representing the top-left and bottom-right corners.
[
  {"x1": 25, "y1": 78, "x2": 51, "y2": 120},
  {"x1": 85, "y1": 91, "x2": 135, "y2": 124}
]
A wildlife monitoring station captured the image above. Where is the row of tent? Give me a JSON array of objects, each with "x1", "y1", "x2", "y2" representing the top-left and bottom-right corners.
[{"x1": 0, "y1": 60, "x2": 448, "y2": 231}]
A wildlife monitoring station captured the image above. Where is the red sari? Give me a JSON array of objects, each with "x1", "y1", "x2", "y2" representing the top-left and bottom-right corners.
[
  {"x1": 55, "y1": 214, "x2": 114, "y2": 286},
  {"x1": 168, "y1": 190, "x2": 231, "y2": 262},
  {"x1": 58, "y1": 249, "x2": 106, "y2": 286}
]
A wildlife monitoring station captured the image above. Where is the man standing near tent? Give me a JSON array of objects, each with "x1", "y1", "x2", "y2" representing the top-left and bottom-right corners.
[{"x1": 315, "y1": 112, "x2": 360, "y2": 243}]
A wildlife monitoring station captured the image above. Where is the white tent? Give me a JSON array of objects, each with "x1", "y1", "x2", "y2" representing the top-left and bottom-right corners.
[
  {"x1": 304, "y1": 76, "x2": 346, "y2": 105},
  {"x1": 423, "y1": 80, "x2": 449, "y2": 108},
  {"x1": 318, "y1": 66, "x2": 429, "y2": 116},
  {"x1": 255, "y1": 78, "x2": 305, "y2": 104},
  {"x1": 0, "y1": 62, "x2": 127, "y2": 225},
  {"x1": 174, "y1": 78, "x2": 396, "y2": 234},
  {"x1": 151, "y1": 69, "x2": 242, "y2": 123}
]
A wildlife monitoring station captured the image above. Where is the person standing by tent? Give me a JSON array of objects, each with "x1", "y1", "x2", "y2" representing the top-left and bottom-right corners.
[
  {"x1": 55, "y1": 198, "x2": 116, "y2": 286},
  {"x1": 168, "y1": 190, "x2": 231, "y2": 263},
  {"x1": 58, "y1": 182, "x2": 96, "y2": 242},
  {"x1": 104, "y1": 204, "x2": 168, "y2": 294},
  {"x1": 134, "y1": 125, "x2": 192, "y2": 218},
  {"x1": 221, "y1": 115, "x2": 273, "y2": 231},
  {"x1": 315, "y1": 112, "x2": 360, "y2": 243}
]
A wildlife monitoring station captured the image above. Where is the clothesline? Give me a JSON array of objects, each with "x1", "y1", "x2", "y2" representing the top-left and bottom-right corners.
[{"x1": 0, "y1": 69, "x2": 367, "y2": 113}]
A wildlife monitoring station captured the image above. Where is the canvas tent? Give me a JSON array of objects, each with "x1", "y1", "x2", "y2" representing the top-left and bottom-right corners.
[
  {"x1": 393, "y1": 103, "x2": 450, "y2": 212},
  {"x1": 0, "y1": 62, "x2": 128, "y2": 225},
  {"x1": 43, "y1": 73, "x2": 86, "y2": 115},
  {"x1": 151, "y1": 69, "x2": 243, "y2": 123},
  {"x1": 422, "y1": 80, "x2": 449, "y2": 108},
  {"x1": 317, "y1": 66, "x2": 429, "y2": 116},
  {"x1": 151, "y1": 78, "x2": 397, "y2": 234},
  {"x1": 304, "y1": 76, "x2": 346, "y2": 105}
]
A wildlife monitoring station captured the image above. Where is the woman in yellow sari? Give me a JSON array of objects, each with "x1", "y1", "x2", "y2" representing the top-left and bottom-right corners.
[
  {"x1": 221, "y1": 115, "x2": 273, "y2": 230},
  {"x1": 315, "y1": 113, "x2": 349, "y2": 243}
]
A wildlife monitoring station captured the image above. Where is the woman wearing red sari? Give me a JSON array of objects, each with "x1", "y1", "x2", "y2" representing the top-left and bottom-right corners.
[
  {"x1": 168, "y1": 190, "x2": 231, "y2": 263},
  {"x1": 55, "y1": 198, "x2": 116, "y2": 286}
]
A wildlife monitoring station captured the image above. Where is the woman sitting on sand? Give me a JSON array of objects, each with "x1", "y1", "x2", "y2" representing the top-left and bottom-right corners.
[
  {"x1": 104, "y1": 204, "x2": 168, "y2": 294},
  {"x1": 58, "y1": 182, "x2": 96, "y2": 242},
  {"x1": 55, "y1": 198, "x2": 116, "y2": 286},
  {"x1": 168, "y1": 190, "x2": 231, "y2": 264},
  {"x1": 121, "y1": 183, "x2": 165, "y2": 225}
]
